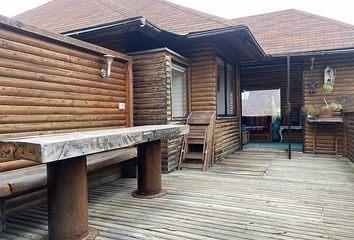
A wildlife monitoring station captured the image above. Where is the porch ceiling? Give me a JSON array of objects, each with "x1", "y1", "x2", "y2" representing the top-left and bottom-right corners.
[{"x1": 3, "y1": 151, "x2": 354, "y2": 239}]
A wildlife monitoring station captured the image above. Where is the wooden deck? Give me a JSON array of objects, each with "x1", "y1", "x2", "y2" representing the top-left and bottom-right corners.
[{"x1": 2, "y1": 151, "x2": 354, "y2": 239}]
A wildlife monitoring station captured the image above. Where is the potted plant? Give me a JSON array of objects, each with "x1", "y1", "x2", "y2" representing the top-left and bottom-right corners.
[
  {"x1": 320, "y1": 83, "x2": 333, "y2": 117},
  {"x1": 302, "y1": 105, "x2": 320, "y2": 119},
  {"x1": 330, "y1": 102, "x2": 342, "y2": 112}
]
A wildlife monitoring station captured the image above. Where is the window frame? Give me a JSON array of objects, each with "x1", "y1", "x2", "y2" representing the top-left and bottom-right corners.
[
  {"x1": 171, "y1": 61, "x2": 189, "y2": 120},
  {"x1": 216, "y1": 56, "x2": 237, "y2": 117}
]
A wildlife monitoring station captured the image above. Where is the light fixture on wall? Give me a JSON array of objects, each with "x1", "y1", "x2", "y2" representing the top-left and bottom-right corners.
[{"x1": 100, "y1": 54, "x2": 115, "y2": 78}]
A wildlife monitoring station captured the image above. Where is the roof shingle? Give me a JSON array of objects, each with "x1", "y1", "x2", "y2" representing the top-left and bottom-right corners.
[
  {"x1": 230, "y1": 9, "x2": 354, "y2": 55},
  {"x1": 15, "y1": 2, "x2": 354, "y2": 55},
  {"x1": 15, "y1": 0, "x2": 230, "y2": 35}
]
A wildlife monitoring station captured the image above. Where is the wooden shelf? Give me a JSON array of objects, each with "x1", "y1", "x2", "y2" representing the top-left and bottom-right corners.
[
  {"x1": 308, "y1": 119, "x2": 342, "y2": 158},
  {"x1": 307, "y1": 117, "x2": 343, "y2": 123}
]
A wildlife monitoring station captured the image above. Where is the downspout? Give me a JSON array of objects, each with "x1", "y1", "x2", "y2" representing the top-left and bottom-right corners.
[{"x1": 287, "y1": 55, "x2": 292, "y2": 159}]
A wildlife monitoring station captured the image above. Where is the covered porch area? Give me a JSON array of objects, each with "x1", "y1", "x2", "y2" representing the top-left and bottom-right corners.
[
  {"x1": 240, "y1": 57, "x2": 304, "y2": 155},
  {"x1": 3, "y1": 151, "x2": 354, "y2": 239}
]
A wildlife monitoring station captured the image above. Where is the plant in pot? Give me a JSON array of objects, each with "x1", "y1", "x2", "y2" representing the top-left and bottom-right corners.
[
  {"x1": 302, "y1": 105, "x2": 320, "y2": 119},
  {"x1": 320, "y1": 83, "x2": 334, "y2": 117},
  {"x1": 330, "y1": 102, "x2": 342, "y2": 112}
]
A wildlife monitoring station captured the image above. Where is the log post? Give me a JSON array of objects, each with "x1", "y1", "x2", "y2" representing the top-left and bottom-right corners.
[
  {"x1": 0, "y1": 199, "x2": 5, "y2": 232},
  {"x1": 46, "y1": 156, "x2": 98, "y2": 240},
  {"x1": 132, "y1": 140, "x2": 167, "y2": 198},
  {"x1": 343, "y1": 113, "x2": 348, "y2": 157}
]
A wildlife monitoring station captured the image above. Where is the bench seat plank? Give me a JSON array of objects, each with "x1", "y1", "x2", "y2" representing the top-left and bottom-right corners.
[
  {"x1": 0, "y1": 148, "x2": 137, "y2": 198},
  {"x1": 0, "y1": 160, "x2": 39, "y2": 173}
]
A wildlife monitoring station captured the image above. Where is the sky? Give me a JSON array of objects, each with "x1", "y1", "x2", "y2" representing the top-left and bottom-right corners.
[{"x1": 0, "y1": 0, "x2": 353, "y2": 25}]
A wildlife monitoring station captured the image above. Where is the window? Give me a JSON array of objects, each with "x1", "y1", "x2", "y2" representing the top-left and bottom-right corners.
[
  {"x1": 217, "y1": 57, "x2": 236, "y2": 116},
  {"x1": 172, "y1": 63, "x2": 188, "y2": 118},
  {"x1": 242, "y1": 89, "x2": 281, "y2": 117}
]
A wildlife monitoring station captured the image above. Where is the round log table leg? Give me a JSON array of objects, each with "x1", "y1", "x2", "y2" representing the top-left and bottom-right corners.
[
  {"x1": 46, "y1": 156, "x2": 98, "y2": 240},
  {"x1": 132, "y1": 140, "x2": 167, "y2": 198}
]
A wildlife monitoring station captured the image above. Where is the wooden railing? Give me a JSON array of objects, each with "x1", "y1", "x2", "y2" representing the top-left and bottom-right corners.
[{"x1": 343, "y1": 109, "x2": 354, "y2": 162}]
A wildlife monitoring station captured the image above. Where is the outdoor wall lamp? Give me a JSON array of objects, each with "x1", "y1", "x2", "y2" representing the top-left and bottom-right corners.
[{"x1": 100, "y1": 54, "x2": 115, "y2": 78}]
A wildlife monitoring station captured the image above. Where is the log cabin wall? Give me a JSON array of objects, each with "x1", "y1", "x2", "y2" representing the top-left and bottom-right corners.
[
  {"x1": 131, "y1": 51, "x2": 168, "y2": 126},
  {"x1": 178, "y1": 42, "x2": 241, "y2": 161},
  {"x1": 0, "y1": 19, "x2": 132, "y2": 139},
  {"x1": 343, "y1": 109, "x2": 354, "y2": 162},
  {"x1": 77, "y1": 36, "x2": 245, "y2": 164},
  {"x1": 178, "y1": 42, "x2": 217, "y2": 112},
  {"x1": 303, "y1": 54, "x2": 354, "y2": 155},
  {"x1": 0, "y1": 17, "x2": 132, "y2": 181},
  {"x1": 165, "y1": 52, "x2": 190, "y2": 171},
  {"x1": 214, "y1": 117, "x2": 241, "y2": 161},
  {"x1": 240, "y1": 60, "x2": 303, "y2": 143},
  {"x1": 130, "y1": 49, "x2": 189, "y2": 172}
]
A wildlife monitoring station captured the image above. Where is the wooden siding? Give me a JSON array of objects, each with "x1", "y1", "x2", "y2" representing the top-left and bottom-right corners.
[
  {"x1": 303, "y1": 54, "x2": 354, "y2": 154},
  {"x1": 131, "y1": 50, "x2": 188, "y2": 172},
  {"x1": 214, "y1": 118, "x2": 240, "y2": 161},
  {"x1": 131, "y1": 51, "x2": 168, "y2": 172},
  {"x1": 344, "y1": 110, "x2": 354, "y2": 162},
  {"x1": 0, "y1": 21, "x2": 132, "y2": 139},
  {"x1": 165, "y1": 134, "x2": 184, "y2": 172},
  {"x1": 132, "y1": 42, "x2": 245, "y2": 166},
  {"x1": 0, "y1": 15, "x2": 133, "y2": 210},
  {"x1": 348, "y1": 113, "x2": 354, "y2": 162},
  {"x1": 178, "y1": 43, "x2": 217, "y2": 112},
  {"x1": 132, "y1": 52, "x2": 168, "y2": 126},
  {"x1": 166, "y1": 53, "x2": 189, "y2": 171},
  {"x1": 179, "y1": 42, "x2": 241, "y2": 161}
]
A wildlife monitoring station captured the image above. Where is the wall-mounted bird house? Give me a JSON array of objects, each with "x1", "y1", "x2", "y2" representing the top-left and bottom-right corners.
[{"x1": 324, "y1": 66, "x2": 336, "y2": 85}]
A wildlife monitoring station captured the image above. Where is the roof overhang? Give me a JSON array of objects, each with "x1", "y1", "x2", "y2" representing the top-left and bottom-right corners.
[
  {"x1": 64, "y1": 17, "x2": 174, "y2": 44},
  {"x1": 183, "y1": 26, "x2": 266, "y2": 60},
  {"x1": 65, "y1": 18, "x2": 266, "y2": 61}
]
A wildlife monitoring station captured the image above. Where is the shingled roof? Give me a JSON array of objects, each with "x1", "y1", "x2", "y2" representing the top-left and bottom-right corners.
[
  {"x1": 15, "y1": 0, "x2": 230, "y2": 35},
  {"x1": 15, "y1": 2, "x2": 354, "y2": 56},
  {"x1": 230, "y1": 9, "x2": 354, "y2": 55}
]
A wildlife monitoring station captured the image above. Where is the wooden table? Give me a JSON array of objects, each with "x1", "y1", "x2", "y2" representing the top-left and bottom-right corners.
[
  {"x1": 279, "y1": 125, "x2": 303, "y2": 142},
  {"x1": 0, "y1": 125, "x2": 188, "y2": 240},
  {"x1": 307, "y1": 118, "x2": 343, "y2": 158}
]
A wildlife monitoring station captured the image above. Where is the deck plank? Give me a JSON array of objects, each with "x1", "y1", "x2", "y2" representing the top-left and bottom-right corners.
[{"x1": 2, "y1": 151, "x2": 354, "y2": 239}]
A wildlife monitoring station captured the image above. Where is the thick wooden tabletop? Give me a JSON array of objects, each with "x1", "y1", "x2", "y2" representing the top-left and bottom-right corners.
[{"x1": 0, "y1": 125, "x2": 189, "y2": 163}]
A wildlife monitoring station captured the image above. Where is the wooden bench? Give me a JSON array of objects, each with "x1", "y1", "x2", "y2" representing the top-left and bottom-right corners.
[
  {"x1": 0, "y1": 125, "x2": 188, "y2": 239},
  {"x1": 0, "y1": 147, "x2": 137, "y2": 232},
  {"x1": 242, "y1": 116, "x2": 273, "y2": 142}
]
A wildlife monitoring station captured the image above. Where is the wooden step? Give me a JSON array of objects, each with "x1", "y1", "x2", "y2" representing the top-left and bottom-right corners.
[
  {"x1": 180, "y1": 162, "x2": 203, "y2": 169},
  {"x1": 185, "y1": 152, "x2": 203, "y2": 160},
  {"x1": 186, "y1": 139, "x2": 205, "y2": 145},
  {"x1": 187, "y1": 135, "x2": 205, "y2": 139}
]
